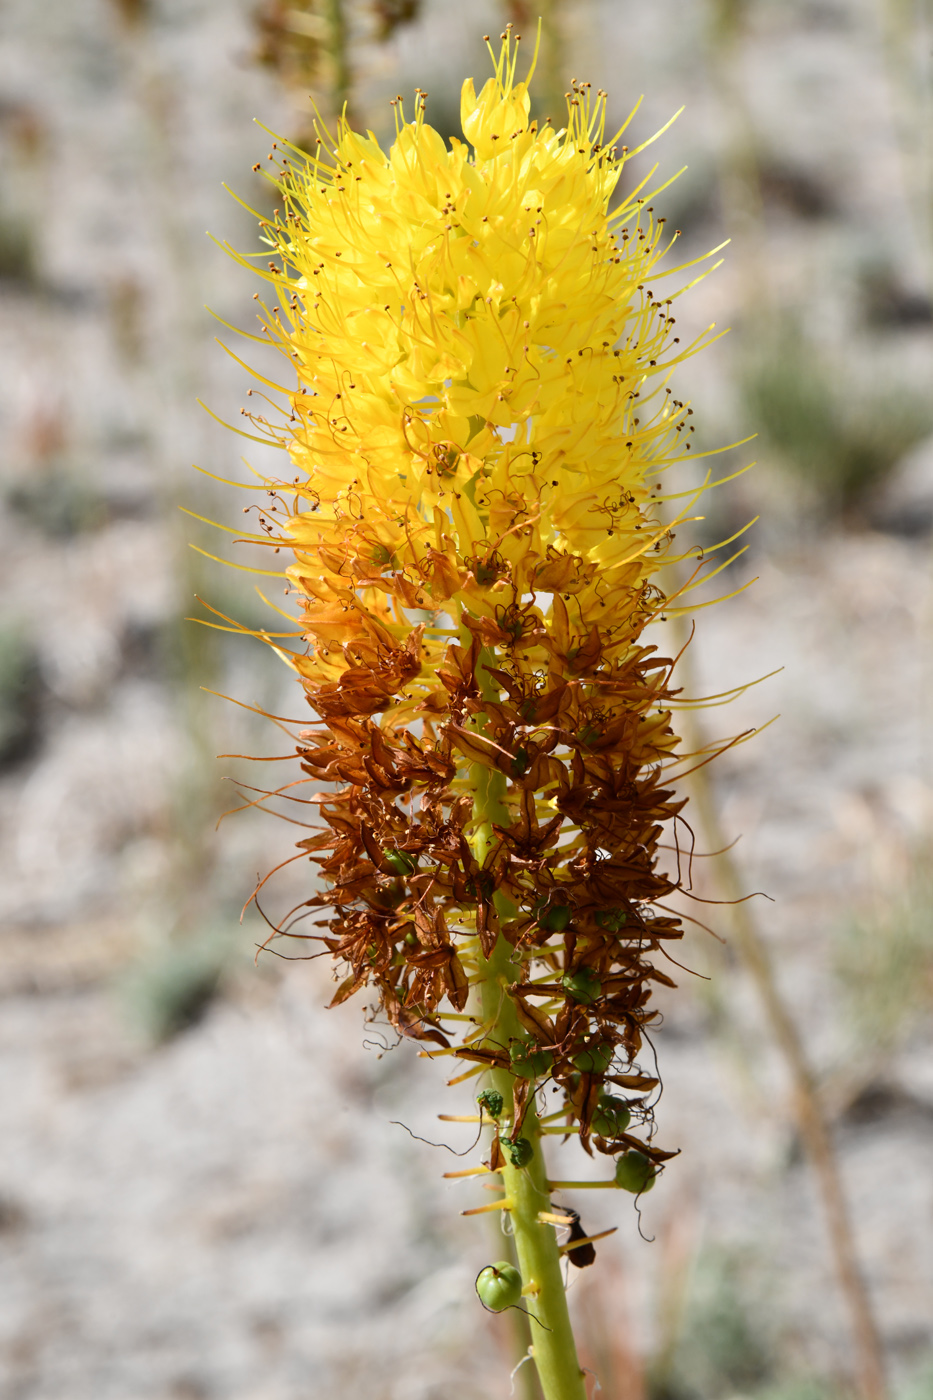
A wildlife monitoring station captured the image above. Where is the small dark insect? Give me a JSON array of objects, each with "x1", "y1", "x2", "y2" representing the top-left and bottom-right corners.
[{"x1": 562, "y1": 1206, "x2": 596, "y2": 1269}]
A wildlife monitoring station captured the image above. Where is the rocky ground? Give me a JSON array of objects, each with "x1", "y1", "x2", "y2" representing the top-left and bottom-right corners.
[{"x1": 1, "y1": 1, "x2": 932, "y2": 1398}]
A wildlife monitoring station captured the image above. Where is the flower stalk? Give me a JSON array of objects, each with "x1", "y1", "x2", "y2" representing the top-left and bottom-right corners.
[
  {"x1": 475, "y1": 936, "x2": 587, "y2": 1400},
  {"x1": 468, "y1": 663, "x2": 584, "y2": 1398},
  {"x1": 210, "y1": 28, "x2": 736, "y2": 1397}
]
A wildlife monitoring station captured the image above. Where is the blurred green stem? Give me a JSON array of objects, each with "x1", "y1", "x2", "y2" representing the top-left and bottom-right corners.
[
  {"x1": 879, "y1": 0, "x2": 933, "y2": 298},
  {"x1": 324, "y1": 0, "x2": 352, "y2": 120},
  {"x1": 673, "y1": 619, "x2": 888, "y2": 1400},
  {"x1": 706, "y1": 0, "x2": 771, "y2": 322}
]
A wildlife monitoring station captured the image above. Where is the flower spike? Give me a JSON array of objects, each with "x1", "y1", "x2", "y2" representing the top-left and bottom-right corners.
[{"x1": 211, "y1": 35, "x2": 740, "y2": 1400}]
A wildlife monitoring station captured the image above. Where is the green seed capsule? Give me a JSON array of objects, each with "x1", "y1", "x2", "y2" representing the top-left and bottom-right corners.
[
  {"x1": 509, "y1": 1042, "x2": 554, "y2": 1080},
  {"x1": 465, "y1": 870, "x2": 495, "y2": 900},
  {"x1": 572, "y1": 1040, "x2": 613, "y2": 1074},
  {"x1": 371, "y1": 883, "x2": 405, "y2": 910},
  {"x1": 592, "y1": 1095, "x2": 631, "y2": 1138},
  {"x1": 499, "y1": 1133, "x2": 534, "y2": 1168},
  {"x1": 511, "y1": 747, "x2": 531, "y2": 777},
  {"x1": 614, "y1": 1150, "x2": 656, "y2": 1194},
  {"x1": 538, "y1": 903, "x2": 572, "y2": 932},
  {"x1": 382, "y1": 849, "x2": 417, "y2": 877},
  {"x1": 477, "y1": 1088, "x2": 503, "y2": 1120},
  {"x1": 476, "y1": 1261, "x2": 523, "y2": 1311},
  {"x1": 561, "y1": 967, "x2": 602, "y2": 1004}
]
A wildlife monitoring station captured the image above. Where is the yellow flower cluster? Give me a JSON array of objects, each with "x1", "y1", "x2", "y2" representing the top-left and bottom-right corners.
[
  {"x1": 213, "y1": 36, "x2": 743, "y2": 1177},
  {"x1": 238, "y1": 36, "x2": 708, "y2": 714}
]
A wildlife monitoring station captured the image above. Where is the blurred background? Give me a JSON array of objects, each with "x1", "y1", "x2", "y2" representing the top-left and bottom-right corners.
[{"x1": 0, "y1": 1, "x2": 931, "y2": 1397}]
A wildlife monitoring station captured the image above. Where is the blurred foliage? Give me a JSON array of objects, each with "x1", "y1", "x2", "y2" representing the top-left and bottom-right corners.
[
  {"x1": 252, "y1": 0, "x2": 421, "y2": 136},
  {"x1": 740, "y1": 316, "x2": 933, "y2": 517},
  {"x1": 120, "y1": 930, "x2": 237, "y2": 1044},
  {"x1": 372, "y1": 0, "x2": 421, "y2": 41},
  {"x1": 647, "y1": 1249, "x2": 775, "y2": 1400},
  {"x1": 106, "y1": 0, "x2": 150, "y2": 27},
  {"x1": 6, "y1": 474, "x2": 109, "y2": 538},
  {"x1": 253, "y1": 0, "x2": 328, "y2": 93},
  {"x1": 0, "y1": 212, "x2": 35, "y2": 285},
  {"x1": 860, "y1": 261, "x2": 933, "y2": 330},
  {"x1": 751, "y1": 1385, "x2": 839, "y2": 1400},
  {"x1": 900, "y1": 1360, "x2": 933, "y2": 1400},
  {"x1": 758, "y1": 159, "x2": 837, "y2": 222},
  {"x1": 642, "y1": 1246, "x2": 892, "y2": 1400},
  {"x1": 834, "y1": 845, "x2": 933, "y2": 1058},
  {"x1": 0, "y1": 627, "x2": 42, "y2": 769}
]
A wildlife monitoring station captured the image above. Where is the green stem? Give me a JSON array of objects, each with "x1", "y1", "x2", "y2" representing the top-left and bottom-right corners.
[
  {"x1": 478, "y1": 946, "x2": 587, "y2": 1400},
  {"x1": 467, "y1": 648, "x2": 587, "y2": 1400}
]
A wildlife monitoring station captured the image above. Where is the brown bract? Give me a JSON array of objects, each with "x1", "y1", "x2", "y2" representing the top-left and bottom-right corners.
[{"x1": 259, "y1": 591, "x2": 690, "y2": 1155}]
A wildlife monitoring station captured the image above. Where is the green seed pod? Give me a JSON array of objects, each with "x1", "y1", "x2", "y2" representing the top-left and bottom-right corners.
[
  {"x1": 572, "y1": 1040, "x2": 613, "y2": 1074},
  {"x1": 614, "y1": 1149, "x2": 656, "y2": 1194},
  {"x1": 538, "y1": 903, "x2": 572, "y2": 932},
  {"x1": 509, "y1": 1041, "x2": 554, "y2": 1080},
  {"x1": 371, "y1": 883, "x2": 405, "y2": 911},
  {"x1": 476, "y1": 1261, "x2": 523, "y2": 1311},
  {"x1": 382, "y1": 849, "x2": 417, "y2": 876},
  {"x1": 477, "y1": 1088, "x2": 503, "y2": 1119},
  {"x1": 595, "y1": 907, "x2": 628, "y2": 931},
  {"x1": 592, "y1": 1094, "x2": 631, "y2": 1138},
  {"x1": 465, "y1": 870, "x2": 495, "y2": 901},
  {"x1": 499, "y1": 1133, "x2": 534, "y2": 1168},
  {"x1": 561, "y1": 966, "x2": 602, "y2": 1004},
  {"x1": 511, "y1": 747, "x2": 531, "y2": 777}
]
